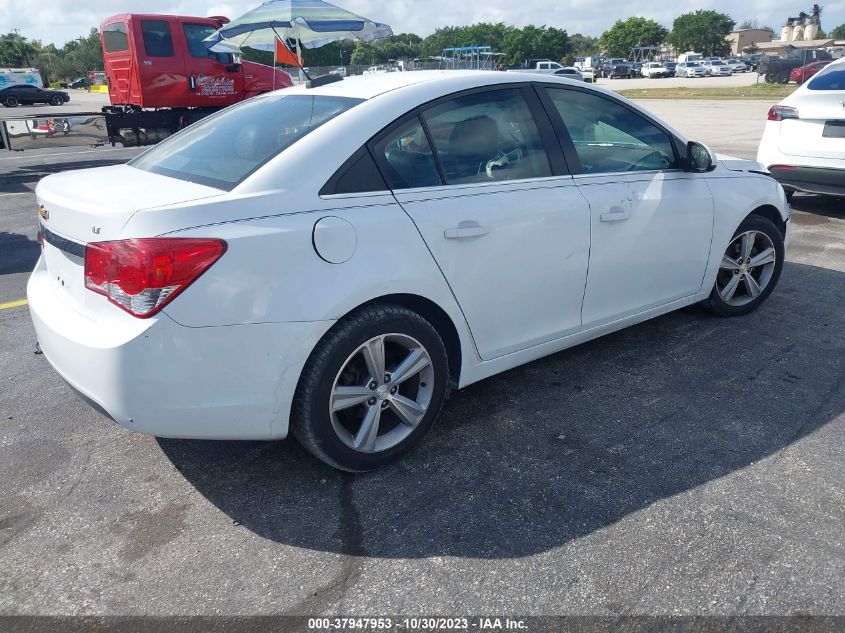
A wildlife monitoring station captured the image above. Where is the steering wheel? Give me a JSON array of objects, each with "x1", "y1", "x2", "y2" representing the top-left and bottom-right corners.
[
  {"x1": 484, "y1": 142, "x2": 523, "y2": 179},
  {"x1": 626, "y1": 149, "x2": 671, "y2": 172}
]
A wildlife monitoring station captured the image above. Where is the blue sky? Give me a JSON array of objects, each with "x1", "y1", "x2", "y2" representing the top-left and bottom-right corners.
[{"x1": 1, "y1": 0, "x2": 843, "y2": 47}]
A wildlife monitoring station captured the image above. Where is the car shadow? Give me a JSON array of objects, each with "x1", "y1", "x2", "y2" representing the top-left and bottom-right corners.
[
  {"x1": 0, "y1": 231, "x2": 40, "y2": 275},
  {"x1": 790, "y1": 193, "x2": 845, "y2": 220},
  {"x1": 158, "y1": 261, "x2": 845, "y2": 560}
]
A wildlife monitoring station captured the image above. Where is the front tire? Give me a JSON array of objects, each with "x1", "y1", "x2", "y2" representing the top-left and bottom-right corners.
[
  {"x1": 291, "y1": 304, "x2": 449, "y2": 471},
  {"x1": 50, "y1": 96, "x2": 63, "y2": 106},
  {"x1": 704, "y1": 214, "x2": 784, "y2": 317}
]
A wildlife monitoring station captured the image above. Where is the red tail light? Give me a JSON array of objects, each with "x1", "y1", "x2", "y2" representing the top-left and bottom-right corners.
[
  {"x1": 768, "y1": 105, "x2": 799, "y2": 121},
  {"x1": 84, "y1": 238, "x2": 226, "y2": 318}
]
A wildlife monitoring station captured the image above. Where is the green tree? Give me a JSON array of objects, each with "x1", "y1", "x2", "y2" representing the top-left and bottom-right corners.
[
  {"x1": 669, "y1": 10, "x2": 735, "y2": 56},
  {"x1": 568, "y1": 33, "x2": 599, "y2": 57},
  {"x1": 599, "y1": 17, "x2": 668, "y2": 57},
  {"x1": 421, "y1": 23, "x2": 515, "y2": 58},
  {"x1": 831, "y1": 24, "x2": 845, "y2": 39},
  {"x1": 501, "y1": 25, "x2": 569, "y2": 64},
  {"x1": 0, "y1": 32, "x2": 37, "y2": 66}
]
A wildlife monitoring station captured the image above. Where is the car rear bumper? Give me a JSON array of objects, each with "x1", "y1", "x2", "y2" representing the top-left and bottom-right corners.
[
  {"x1": 768, "y1": 165, "x2": 845, "y2": 197},
  {"x1": 28, "y1": 256, "x2": 330, "y2": 440}
]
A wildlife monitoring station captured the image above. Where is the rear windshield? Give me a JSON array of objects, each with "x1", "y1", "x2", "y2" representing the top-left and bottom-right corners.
[
  {"x1": 130, "y1": 95, "x2": 362, "y2": 190},
  {"x1": 807, "y1": 69, "x2": 845, "y2": 91}
]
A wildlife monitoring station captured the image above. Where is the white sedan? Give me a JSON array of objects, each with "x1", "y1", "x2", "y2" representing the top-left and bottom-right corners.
[
  {"x1": 758, "y1": 58, "x2": 845, "y2": 199},
  {"x1": 29, "y1": 71, "x2": 790, "y2": 471}
]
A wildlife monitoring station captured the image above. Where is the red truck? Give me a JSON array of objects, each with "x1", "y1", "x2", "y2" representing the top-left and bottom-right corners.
[
  {"x1": 100, "y1": 13, "x2": 293, "y2": 147},
  {"x1": 0, "y1": 13, "x2": 294, "y2": 151}
]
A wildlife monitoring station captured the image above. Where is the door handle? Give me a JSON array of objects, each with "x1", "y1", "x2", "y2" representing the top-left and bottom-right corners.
[
  {"x1": 444, "y1": 225, "x2": 490, "y2": 239},
  {"x1": 599, "y1": 207, "x2": 631, "y2": 222}
]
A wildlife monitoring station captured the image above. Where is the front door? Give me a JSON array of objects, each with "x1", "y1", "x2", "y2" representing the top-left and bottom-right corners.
[
  {"x1": 540, "y1": 86, "x2": 715, "y2": 328},
  {"x1": 373, "y1": 87, "x2": 591, "y2": 360},
  {"x1": 177, "y1": 20, "x2": 244, "y2": 108}
]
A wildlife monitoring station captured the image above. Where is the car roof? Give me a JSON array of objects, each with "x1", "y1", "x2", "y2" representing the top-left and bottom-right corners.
[{"x1": 280, "y1": 70, "x2": 554, "y2": 101}]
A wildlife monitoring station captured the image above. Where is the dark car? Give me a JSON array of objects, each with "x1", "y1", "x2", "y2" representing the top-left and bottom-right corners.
[
  {"x1": 742, "y1": 55, "x2": 762, "y2": 72},
  {"x1": 69, "y1": 78, "x2": 89, "y2": 89},
  {"x1": 664, "y1": 61, "x2": 678, "y2": 74},
  {"x1": 600, "y1": 58, "x2": 632, "y2": 79},
  {"x1": 0, "y1": 85, "x2": 70, "y2": 107}
]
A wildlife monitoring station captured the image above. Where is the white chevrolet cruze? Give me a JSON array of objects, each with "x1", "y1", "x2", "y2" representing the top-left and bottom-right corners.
[
  {"x1": 757, "y1": 58, "x2": 845, "y2": 199},
  {"x1": 29, "y1": 71, "x2": 790, "y2": 471}
]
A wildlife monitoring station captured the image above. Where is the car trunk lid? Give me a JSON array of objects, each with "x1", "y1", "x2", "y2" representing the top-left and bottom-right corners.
[
  {"x1": 36, "y1": 164, "x2": 223, "y2": 311},
  {"x1": 777, "y1": 90, "x2": 845, "y2": 160}
]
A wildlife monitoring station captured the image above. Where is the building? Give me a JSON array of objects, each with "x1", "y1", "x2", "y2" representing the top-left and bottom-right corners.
[{"x1": 727, "y1": 29, "x2": 774, "y2": 55}]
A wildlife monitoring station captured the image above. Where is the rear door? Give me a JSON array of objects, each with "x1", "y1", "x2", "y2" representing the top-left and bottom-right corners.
[
  {"x1": 538, "y1": 84, "x2": 714, "y2": 328},
  {"x1": 177, "y1": 19, "x2": 244, "y2": 108},
  {"x1": 778, "y1": 67, "x2": 845, "y2": 160},
  {"x1": 374, "y1": 85, "x2": 592, "y2": 360}
]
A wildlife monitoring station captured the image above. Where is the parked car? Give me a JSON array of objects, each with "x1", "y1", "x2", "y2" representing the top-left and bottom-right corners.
[
  {"x1": 702, "y1": 60, "x2": 733, "y2": 76},
  {"x1": 742, "y1": 55, "x2": 762, "y2": 71},
  {"x1": 507, "y1": 60, "x2": 569, "y2": 75},
  {"x1": 0, "y1": 84, "x2": 70, "y2": 107},
  {"x1": 675, "y1": 62, "x2": 705, "y2": 78},
  {"x1": 68, "y1": 77, "x2": 89, "y2": 89},
  {"x1": 663, "y1": 61, "x2": 678, "y2": 75},
  {"x1": 600, "y1": 58, "x2": 632, "y2": 78},
  {"x1": 552, "y1": 66, "x2": 584, "y2": 81},
  {"x1": 641, "y1": 62, "x2": 671, "y2": 78},
  {"x1": 329, "y1": 67, "x2": 347, "y2": 78},
  {"x1": 631, "y1": 62, "x2": 643, "y2": 76},
  {"x1": 727, "y1": 58, "x2": 748, "y2": 73},
  {"x1": 758, "y1": 58, "x2": 845, "y2": 199},
  {"x1": 29, "y1": 71, "x2": 789, "y2": 471},
  {"x1": 789, "y1": 60, "x2": 832, "y2": 84},
  {"x1": 577, "y1": 67, "x2": 595, "y2": 82}
]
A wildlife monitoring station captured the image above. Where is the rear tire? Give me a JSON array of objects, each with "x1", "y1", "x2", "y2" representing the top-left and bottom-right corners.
[
  {"x1": 704, "y1": 214, "x2": 784, "y2": 317},
  {"x1": 4, "y1": 97, "x2": 18, "y2": 107},
  {"x1": 291, "y1": 304, "x2": 449, "y2": 472}
]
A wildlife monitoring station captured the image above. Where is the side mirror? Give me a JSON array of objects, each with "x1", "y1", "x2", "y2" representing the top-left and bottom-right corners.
[{"x1": 686, "y1": 141, "x2": 716, "y2": 172}]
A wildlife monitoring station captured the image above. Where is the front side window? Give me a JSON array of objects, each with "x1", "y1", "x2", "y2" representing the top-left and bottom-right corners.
[
  {"x1": 141, "y1": 20, "x2": 174, "y2": 57},
  {"x1": 131, "y1": 95, "x2": 361, "y2": 190},
  {"x1": 422, "y1": 88, "x2": 551, "y2": 185},
  {"x1": 545, "y1": 88, "x2": 678, "y2": 174},
  {"x1": 102, "y1": 23, "x2": 129, "y2": 53},
  {"x1": 183, "y1": 23, "x2": 233, "y2": 64}
]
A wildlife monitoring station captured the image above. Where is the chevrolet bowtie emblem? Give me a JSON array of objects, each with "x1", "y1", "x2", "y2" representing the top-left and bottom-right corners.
[{"x1": 38, "y1": 205, "x2": 49, "y2": 221}]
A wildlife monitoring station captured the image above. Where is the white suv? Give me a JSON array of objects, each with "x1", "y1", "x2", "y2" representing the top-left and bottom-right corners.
[{"x1": 757, "y1": 59, "x2": 845, "y2": 198}]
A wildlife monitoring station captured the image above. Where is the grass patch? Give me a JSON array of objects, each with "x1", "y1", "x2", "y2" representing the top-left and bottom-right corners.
[{"x1": 617, "y1": 83, "x2": 797, "y2": 100}]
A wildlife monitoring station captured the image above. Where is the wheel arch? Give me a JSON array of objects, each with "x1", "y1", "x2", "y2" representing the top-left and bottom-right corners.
[
  {"x1": 349, "y1": 293, "x2": 463, "y2": 388},
  {"x1": 748, "y1": 204, "x2": 787, "y2": 238}
]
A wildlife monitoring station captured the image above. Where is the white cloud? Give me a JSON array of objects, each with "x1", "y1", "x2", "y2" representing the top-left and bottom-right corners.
[{"x1": 1, "y1": 0, "x2": 842, "y2": 47}]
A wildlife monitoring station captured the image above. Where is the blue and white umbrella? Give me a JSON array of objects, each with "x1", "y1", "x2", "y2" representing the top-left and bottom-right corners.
[{"x1": 204, "y1": 0, "x2": 393, "y2": 52}]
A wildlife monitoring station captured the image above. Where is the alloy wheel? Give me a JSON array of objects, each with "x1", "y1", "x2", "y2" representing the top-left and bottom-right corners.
[
  {"x1": 716, "y1": 230, "x2": 777, "y2": 307},
  {"x1": 329, "y1": 333, "x2": 435, "y2": 453}
]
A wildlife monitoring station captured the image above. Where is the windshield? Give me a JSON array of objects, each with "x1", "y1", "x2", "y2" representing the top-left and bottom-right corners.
[
  {"x1": 130, "y1": 94, "x2": 362, "y2": 190},
  {"x1": 807, "y1": 69, "x2": 845, "y2": 90}
]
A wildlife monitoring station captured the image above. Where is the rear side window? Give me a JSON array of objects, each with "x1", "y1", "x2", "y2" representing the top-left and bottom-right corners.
[
  {"x1": 102, "y1": 23, "x2": 129, "y2": 53},
  {"x1": 808, "y1": 69, "x2": 845, "y2": 91},
  {"x1": 321, "y1": 148, "x2": 387, "y2": 195},
  {"x1": 141, "y1": 20, "x2": 175, "y2": 57},
  {"x1": 422, "y1": 88, "x2": 551, "y2": 184},
  {"x1": 130, "y1": 95, "x2": 362, "y2": 191},
  {"x1": 371, "y1": 116, "x2": 442, "y2": 190}
]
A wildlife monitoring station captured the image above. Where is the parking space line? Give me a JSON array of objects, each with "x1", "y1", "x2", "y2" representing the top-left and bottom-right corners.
[
  {"x1": 0, "y1": 299, "x2": 28, "y2": 310},
  {"x1": 0, "y1": 192, "x2": 28, "y2": 197}
]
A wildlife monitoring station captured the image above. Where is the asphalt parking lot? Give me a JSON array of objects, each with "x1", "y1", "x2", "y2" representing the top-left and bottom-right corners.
[{"x1": 1, "y1": 98, "x2": 844, "y2": 617}]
